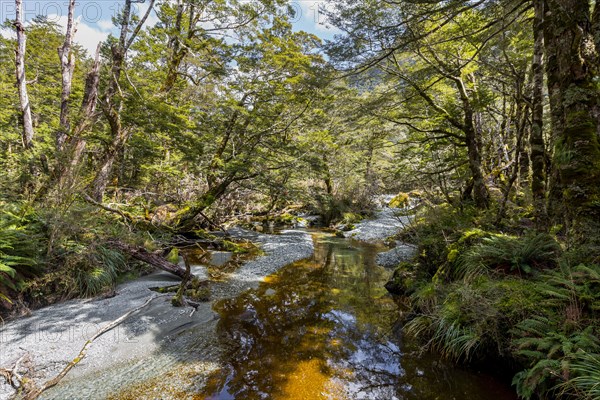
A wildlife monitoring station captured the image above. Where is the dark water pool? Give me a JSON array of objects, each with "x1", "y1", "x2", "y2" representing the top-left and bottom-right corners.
[{"x1": 200, "y1": 233, "x2": 518, "y2": 400}]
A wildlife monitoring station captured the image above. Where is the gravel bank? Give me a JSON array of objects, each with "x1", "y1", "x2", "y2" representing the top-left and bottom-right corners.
[
  {"x1": 343, "y1": 207, "x2": 411, "y2": 243},
  {"x1": 0, "y1": 229, "x2": 314, "y2": 400}
]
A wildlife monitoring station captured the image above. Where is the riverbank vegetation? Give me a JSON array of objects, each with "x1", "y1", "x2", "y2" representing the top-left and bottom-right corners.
[{"x1": 1, "y1": 0, "x2": 600, "y2": 398}]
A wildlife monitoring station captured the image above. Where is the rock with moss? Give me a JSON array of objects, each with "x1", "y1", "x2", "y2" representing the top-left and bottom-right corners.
[
  {"x1": 376, "y1": 243, "x2": 417, "y2": 268},
  {"x1": 385, "y1": 262, "x2": 417, "y2": 295},
  {"x1": 389, "y1": 192, "x2": 410, "y2": 208}
]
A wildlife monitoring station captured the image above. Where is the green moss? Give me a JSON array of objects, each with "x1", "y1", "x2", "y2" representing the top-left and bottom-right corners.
[
  {"x1": 278, "y1": 213, "x2": 295, "y2": 223},
  {"x1": 166, "y1": 248, "x2": 179, "y2": 264},
  {"x1": 222, "y1": 240, "x2": 261, "y2": 256},
  {"x1": 447, "y1": 249, "x2": 459, "y2": 263},
  {"x1": 389, "y1": 192, "x2": 410, "y2": 208},
  {"x1": 342, "y1": 212, "x2": 363, "y2": 225},
  {"x1": 385, "y1": 262, "x2": 417, "y2": 296},
  {"x1": 188, "y1": 286, "x2": 210, "y2": 302}
]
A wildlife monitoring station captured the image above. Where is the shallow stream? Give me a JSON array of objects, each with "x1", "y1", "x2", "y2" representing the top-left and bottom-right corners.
[
  {"x1": 30, "y1": 229, "x2": 519, "y2": 399},
  {"x1": 199, "y1": 232, "x2": 517, "y2": 400}
]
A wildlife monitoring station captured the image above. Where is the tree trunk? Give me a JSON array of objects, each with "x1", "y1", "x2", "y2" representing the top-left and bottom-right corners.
[
  {"x1": 161, "y1": 1, "x2": 201, "y2": 93},
  {"x1": 543, "y1": 1, "x2": 564, "y2": 223},
  {"x1": 545, "y1": 0, "x2": 600, "y2": 239},
  {"x1": 14, "y1": 0, "x2": 34, "y2": 149},
  {"x1": 174, "y1": 179, "x2": 233, "y2": 231},
  {"x1": 88, "y1": 0, "x2": 156, "y2": 201},
  {"x1": 498, "y1": 92, "x2": 529, "y2": 222},
  {"x1": 58, "y1": 45, "x2": 101, "y2": 190},
  {"x1": 89, "y1": 0, "x2": 130, "y2": 201},
  {"x1": 90, "y1": 127, "x2": 132, "y2": 201},
  {"x1": 108, "y1": 241, "x2": 190, "y2": 279},
  {"x1": 455, "y1": 77, "x2": 489, "y2": 208},
  {"x1": 56, "y1": 0, "x2": 77, "y2": 152},
  {"x1": 161, "y1": 0, "x2": 185, "y2": 93},
  {"x1": 530, "y1": 0, "x2": 547, "y2": 227}
]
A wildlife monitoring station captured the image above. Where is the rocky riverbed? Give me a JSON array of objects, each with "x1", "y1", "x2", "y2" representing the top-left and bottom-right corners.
[
  {"x1": 0, "y1": 205, "x2": 414, "y2": 400},
  {"x1": 343, "y1": 207, "x2": 411, "y2": 243},
  {"x1": 0, "y1": 229, "x2": 314, "y2": 400}
]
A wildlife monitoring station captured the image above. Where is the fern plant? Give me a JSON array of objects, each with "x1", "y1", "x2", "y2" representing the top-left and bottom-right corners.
[
  {"x1": 511, "y1": 264, "x2": 600, "y2": 400},
  {"x1": 454, "y1": 233, "x2": 560, "y2": 281},
  {"x1": 512, "y1": 320, "x2": 600, "y2": 400},
  {"x1": 0, "y1": 205, "x2": 43, "y2": 303}
]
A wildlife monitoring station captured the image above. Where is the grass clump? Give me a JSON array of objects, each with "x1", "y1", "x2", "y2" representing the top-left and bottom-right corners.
[{"x1": 71, "y1": 246, "x2": 126, "y2": 297}]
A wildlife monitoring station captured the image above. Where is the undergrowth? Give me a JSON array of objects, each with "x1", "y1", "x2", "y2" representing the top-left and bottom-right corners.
[
  {"x1": 0, "y1": 203, "x2": 43, "y2": 305},
  {"x1": 391, "y1": 202, "x2": 600, "y2": 400}
]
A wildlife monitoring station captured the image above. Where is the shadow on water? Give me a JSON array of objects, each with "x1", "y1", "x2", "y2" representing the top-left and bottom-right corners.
[{"x1": 200, "y1": 233, "x2": 518, "y2": 400}]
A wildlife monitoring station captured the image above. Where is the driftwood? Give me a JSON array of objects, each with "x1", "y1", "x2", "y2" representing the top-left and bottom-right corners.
[
  {"x1": 0, "y1": 353, "x2": 29, "y2": 391},
  {"x1": 172, "y1": 254, "x2": 192, "y2": 307},
  {"x1": 108, "y1": 241, "x2": 190, "y2": 280}
]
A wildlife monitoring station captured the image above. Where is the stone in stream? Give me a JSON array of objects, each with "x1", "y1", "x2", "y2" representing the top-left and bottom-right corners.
[
  {"x1": 209, "y1": 251, "x2": 233, "y2": 267},
  {"x1": 376, "y1": 242, "x2": 417, "y2": 269}
]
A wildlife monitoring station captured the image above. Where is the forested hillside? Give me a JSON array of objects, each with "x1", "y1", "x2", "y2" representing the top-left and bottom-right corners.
[{"x1": 1, "y1": 0, "x2": 599, "y2": 399}]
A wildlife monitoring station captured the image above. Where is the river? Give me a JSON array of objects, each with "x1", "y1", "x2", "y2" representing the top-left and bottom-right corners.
[
  {"x1": 198, "y1": 231, "x2": 517, "y2": 400},
  {"x1": 10, "y1": 228, "x2": 518, "y2": 399}
]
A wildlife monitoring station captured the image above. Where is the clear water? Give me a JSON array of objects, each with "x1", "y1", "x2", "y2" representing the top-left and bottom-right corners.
[{"x1": 200, "y1": 232, "x2": 518, "y2": 400}]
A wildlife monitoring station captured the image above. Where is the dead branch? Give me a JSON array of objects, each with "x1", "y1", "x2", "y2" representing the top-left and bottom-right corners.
[
  {"x1": 0, "y1": 352, "x2": 30, "y2": 392},
  {"x1": 81, "y1": 193, "x2": 143, "y2": 225},
  {"x1": 23, "y1": 294, "x2": 169, "y2": 400}
]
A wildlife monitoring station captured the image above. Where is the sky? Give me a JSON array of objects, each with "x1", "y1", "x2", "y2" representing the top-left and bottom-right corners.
[{"x1": 0, "y1": 0, "x2": 341, "y2": 55}]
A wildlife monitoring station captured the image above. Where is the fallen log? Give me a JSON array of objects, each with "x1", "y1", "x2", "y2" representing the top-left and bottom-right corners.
[{"x1": 108, "y1": 241, "x2": 190, "y2": 280}]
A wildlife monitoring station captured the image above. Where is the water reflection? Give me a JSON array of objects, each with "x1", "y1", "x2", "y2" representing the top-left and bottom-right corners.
[{"x1": 201, "y1": 233, "x2": 517, "y2": 400}]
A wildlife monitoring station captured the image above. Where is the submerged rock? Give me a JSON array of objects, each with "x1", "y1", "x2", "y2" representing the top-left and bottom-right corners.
[{"x1": 209, "y1": 251, "x2": 233, "y2": 267}]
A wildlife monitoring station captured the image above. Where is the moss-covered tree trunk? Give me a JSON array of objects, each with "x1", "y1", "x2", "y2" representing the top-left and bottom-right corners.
[
  {"x1": 545, "y1": 0, "x2": 600, "y2": 241},
  {"x1": 530, "y1": 0, "x2": 547, "y2": 227},
  {"x1": 455, "y1": 77, "x2": 489, "y2": 209}
]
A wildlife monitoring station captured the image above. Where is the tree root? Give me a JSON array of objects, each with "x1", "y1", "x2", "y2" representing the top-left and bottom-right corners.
[{"x1": 0, "y1": 353, "x2": 29, "y2": 390}]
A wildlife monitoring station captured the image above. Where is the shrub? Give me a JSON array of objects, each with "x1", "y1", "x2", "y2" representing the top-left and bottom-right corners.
[
  {"x1": 70, "y1": 246, "x2": 125, "y2": 297},
  {"x1": 0, "y1": 204, "x2": 44, "y2": 304}
]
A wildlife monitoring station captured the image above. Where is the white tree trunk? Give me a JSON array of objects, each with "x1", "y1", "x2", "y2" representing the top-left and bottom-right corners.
[
  {"x1": 14, "y1": 0, "x2": 34, "y2": 149},
  {"x1": 57, "y1": 0, "x2": 77, "y2": 151}
]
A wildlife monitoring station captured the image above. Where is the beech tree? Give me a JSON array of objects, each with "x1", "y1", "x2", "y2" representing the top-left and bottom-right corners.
[
  {"x1": 543, "y1": 0, "x2": 600, "y2": 239},
  {"x1": 14, "y1": 0, "x2": 34, "y2": 149}
]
